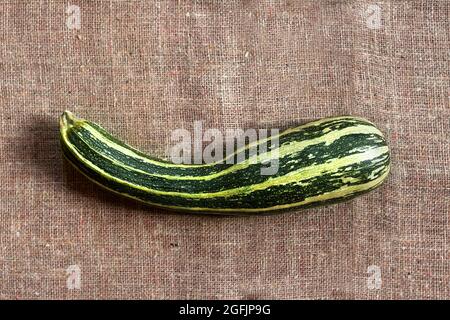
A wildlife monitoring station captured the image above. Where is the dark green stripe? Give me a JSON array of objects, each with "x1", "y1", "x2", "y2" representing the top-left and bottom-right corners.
[
  {"x1": 62, "y1": 138, "x2": 389, "y2": 211},
  {"x1": 76, "y1": 117, "x2": 375, "y2": 178},
  {"x1": 67, "y1": 129, "x2": 387, "y2": 193}
]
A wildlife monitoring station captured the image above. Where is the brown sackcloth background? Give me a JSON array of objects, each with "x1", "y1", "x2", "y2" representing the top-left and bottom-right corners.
[{"x1": 0, "y1": 0, "x2": 449, "y2": 299}]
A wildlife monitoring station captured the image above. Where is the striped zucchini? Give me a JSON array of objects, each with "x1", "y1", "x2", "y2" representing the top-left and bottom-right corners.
[{"x1": 59, "y1": 111, "x2": 390, "y2": 214}]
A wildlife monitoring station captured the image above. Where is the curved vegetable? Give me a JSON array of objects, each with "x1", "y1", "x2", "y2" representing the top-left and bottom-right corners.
[{"x1": 59, "y1": 111, "x2": 390, "y2": 214}]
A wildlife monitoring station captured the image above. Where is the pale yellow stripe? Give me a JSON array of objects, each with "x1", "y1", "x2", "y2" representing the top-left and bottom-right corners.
[
  {"x1": 63, "y1": 151, "x2": 390, "y2": 213},
  {"x1": 83, "y1": 116, "x2": 376, "y2": 169},
  {"x1": 61, "y1": 124, "x2": 389, "y2": 198},
  {"x1": 80, "y1": 123, "x2": 384, "y2": 181}
]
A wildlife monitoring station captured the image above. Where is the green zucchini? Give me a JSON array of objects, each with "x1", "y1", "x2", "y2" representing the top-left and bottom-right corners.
[{"x1": 59, "y1": 111, "x2": 390, "y2": 214}]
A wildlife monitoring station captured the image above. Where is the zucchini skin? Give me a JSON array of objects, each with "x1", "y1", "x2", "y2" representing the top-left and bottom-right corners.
[{"x1": 59, "y1": 111, "x2": 390, "y2": 214}]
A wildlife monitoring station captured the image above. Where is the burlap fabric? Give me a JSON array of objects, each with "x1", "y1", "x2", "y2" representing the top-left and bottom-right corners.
[{"x1": 0, "y1": 1, "x2": 448, "y2": 299}]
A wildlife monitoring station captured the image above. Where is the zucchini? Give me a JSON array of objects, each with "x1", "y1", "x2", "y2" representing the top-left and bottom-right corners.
[{"x1": 59, "y1": 111, "x2": 390, "y2": 214}]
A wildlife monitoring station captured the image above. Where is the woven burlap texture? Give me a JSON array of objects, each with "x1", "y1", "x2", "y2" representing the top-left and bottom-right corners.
[{"x1": 0, "y1": 1, "x2": 449, "y2": 299}]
